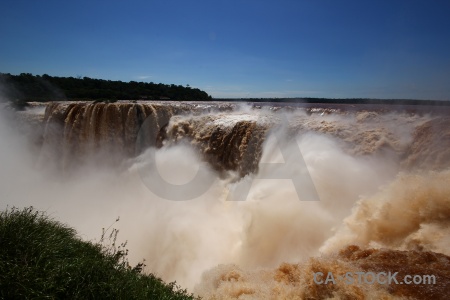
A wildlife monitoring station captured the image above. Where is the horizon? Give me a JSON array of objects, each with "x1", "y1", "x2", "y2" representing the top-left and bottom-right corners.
[
  {"x1": 1, "y1": 71, "x2": 449, "y2": 102},
  {"x1": 1, "y1": 0, "x2": 449, "y2": 100}
]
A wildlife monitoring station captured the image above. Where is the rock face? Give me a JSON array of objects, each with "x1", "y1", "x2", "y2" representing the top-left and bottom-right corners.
[{"x1": 37, "y1": 101, "x2": 270, "y2": 174}]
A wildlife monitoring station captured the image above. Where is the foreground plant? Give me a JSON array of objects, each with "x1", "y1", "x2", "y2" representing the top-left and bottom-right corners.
[{"x1": 0, "y1": 206, "x2": 197, "y2": 299}]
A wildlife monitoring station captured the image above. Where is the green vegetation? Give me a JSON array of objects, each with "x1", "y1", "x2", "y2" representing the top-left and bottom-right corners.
[
  {"x1": 214, "y1": 97, "x2": 450, "y2": 106},
  {"x1": 0, "y1": 206, "x2": 198, "y2": 299},
  {"x1": 0, "y1": 73, "x2": 211, "y2": 106}
]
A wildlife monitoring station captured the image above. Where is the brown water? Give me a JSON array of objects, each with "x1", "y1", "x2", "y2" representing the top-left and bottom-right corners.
[{"x1": 6, "y1": 101, "x2": 450, "y2": 299}]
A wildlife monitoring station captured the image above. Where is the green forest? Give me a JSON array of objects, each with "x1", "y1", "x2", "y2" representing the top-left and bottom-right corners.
[
  {"x1": 2, "y1": 73, "x2": 448, "y2": 110},
  {"x1": 0, "y1": 73, "x2": 211, "y2": 108}
]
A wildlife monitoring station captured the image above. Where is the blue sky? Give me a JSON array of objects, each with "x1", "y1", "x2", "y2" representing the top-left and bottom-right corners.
[{"x1": 1, "y1": 0, "x2": 449, "y2": 99}]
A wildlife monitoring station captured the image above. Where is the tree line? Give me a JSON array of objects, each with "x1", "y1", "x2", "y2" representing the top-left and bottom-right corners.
[{"x1": 0, "y1": 73, "x2": 212, "y2": 108}]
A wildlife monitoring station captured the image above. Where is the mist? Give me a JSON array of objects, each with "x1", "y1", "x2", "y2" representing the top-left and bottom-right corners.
[{"x1": 0, "y1": 104, "x2": 408, "y2": 291}]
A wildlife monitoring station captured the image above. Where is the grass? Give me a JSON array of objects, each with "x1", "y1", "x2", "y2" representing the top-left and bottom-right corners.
[{"x1": 0, "y1": 206, "x2": 198, "y2": 299}]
